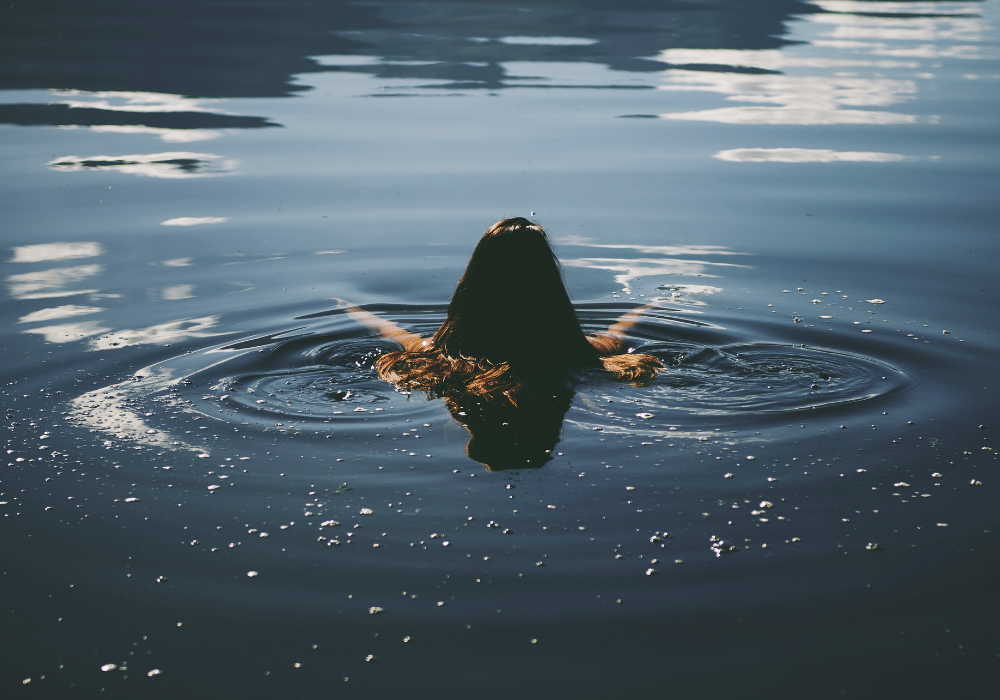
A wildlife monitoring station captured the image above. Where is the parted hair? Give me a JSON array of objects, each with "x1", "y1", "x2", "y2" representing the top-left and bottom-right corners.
[{"x1": 375, "y1": 217, "x2": 661, "y2": 396}]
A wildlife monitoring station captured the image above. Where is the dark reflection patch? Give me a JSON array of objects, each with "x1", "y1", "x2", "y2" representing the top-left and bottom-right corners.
[
  {"x1": 0, "y1": 0, "x2": 823, "y2": 99},
  {"x1": 0, "y1": 104, "x2": 279, "y2": 130}
]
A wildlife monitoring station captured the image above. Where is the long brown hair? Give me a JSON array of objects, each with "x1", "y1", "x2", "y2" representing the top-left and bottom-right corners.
[{"x1": 375, "y1": 217, "x2": 660, "y2": 396}]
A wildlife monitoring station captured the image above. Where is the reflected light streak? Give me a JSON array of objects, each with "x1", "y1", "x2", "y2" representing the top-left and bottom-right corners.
[
  {"x1": 70, "y1": 371, "x2": 201, "y2": 454},
  {"x1": 69, "y1": 347, "x2": 263, "y2": 455}
]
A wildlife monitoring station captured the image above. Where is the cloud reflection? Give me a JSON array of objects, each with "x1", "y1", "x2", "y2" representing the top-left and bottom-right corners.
[
  {"x1": 714, "y1": 147, "x2": 910, "y2": 162},
  {"x1": 18, "y1": 305, "x2": 104, "y2": 323},
  {"x1": 47, "y1": 152, "x2": 237, "y2": 178},
  {"x1": 813, "y1": 1, "x2": 981, "y2": 15},
  {"x1": 658, "y1": 69, "x2": 919, "y2": 125},
  {"x1": 807, "y1": 11, "x2": 988, "y2": 43},
  {"x1": 160, "y1": 285, "x2": 195, "y2": 300},
  {"x1": 562, "y1": 240, "x2": 747, "y2": 294},
  {"x1": 564, "y1": 257, "x2": 741, "y2": 292},
  {"x1": 23, "y1": 321, "x2": 111, "y2": 343},
  {"x1": 10, "y1": 241, "x2": 102, "y2": 263},
  {"x1": 7, "y1": 264, "x2": 102, "y2": 299},
  {"x1": 655, "y1": 48, "x2": 919, "y2": 71},
  {"x1": 160, "y1": 217, "x2": 227, "y2": 226},
  {"x1": 87, "y1": 316, "x2": 229, "y2": 350},
  {"x1": 87, "y1": 125, "x2": 223, "y2": 142},
  {"x1": 654, "y1": 2, "x2": 990, "y2": 126},
  {"x1": 497, "y1": 36, "x2": 599, "y2": 46},
  {"x1": 52, "y1": 90, "x2": 227, "y2": 114},
  {"x1": 813, "y1": 40, "x2": 991, "y2": 60},
  {"x1": 558, "y1": 238, "x2": 748, "y2": 258}
]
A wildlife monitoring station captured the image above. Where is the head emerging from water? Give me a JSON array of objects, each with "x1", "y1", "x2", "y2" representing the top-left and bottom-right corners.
[
  {"x1": 373, "y1": 216, "x2": 662, "y2": 396},
  {"x1": 432, "y1": 217, "x2": 598, "y2": 370}
]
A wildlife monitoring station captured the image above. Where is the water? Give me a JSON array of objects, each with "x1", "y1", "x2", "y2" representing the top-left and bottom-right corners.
[{"x1": 2, "y1": 0, "x2": 999, "y2": 697}]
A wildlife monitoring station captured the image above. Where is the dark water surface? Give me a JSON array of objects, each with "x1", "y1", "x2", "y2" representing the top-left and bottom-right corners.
[{"x1": 2, "y1": 1, "x2": 999, "y2": 697}]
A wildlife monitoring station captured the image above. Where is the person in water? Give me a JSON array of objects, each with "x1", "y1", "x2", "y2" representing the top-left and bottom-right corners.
[{"x1": 336, "y1": 216, "x2": 663, "y2": 469}]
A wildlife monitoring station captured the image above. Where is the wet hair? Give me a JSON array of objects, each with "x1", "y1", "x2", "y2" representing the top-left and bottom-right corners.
[{"x1": 375, "y1": 217, "x2": 661, "y2": 396}]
